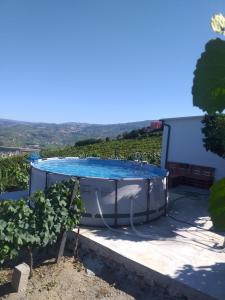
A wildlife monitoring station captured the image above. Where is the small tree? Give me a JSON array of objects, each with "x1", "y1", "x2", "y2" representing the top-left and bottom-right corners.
[
  {"x1": 192, "y1": 38, "x2": 225, "y2": 114},
  {"x1": 208, "y1": 178, "x2": 225, "y2": 230},
  {"x1": 192, "y1": 13, "x2": 225, "y2": 231}
]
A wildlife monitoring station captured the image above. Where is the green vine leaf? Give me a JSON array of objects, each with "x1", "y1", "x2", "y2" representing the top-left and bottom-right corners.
[{"x1": 0, "y1": 179, "x2": 84, "y2": 266}]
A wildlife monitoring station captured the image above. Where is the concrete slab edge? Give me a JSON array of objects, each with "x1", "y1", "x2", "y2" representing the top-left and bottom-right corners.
[{"x1": 72, "y1": 231, "x2": 216, "y2": 300}]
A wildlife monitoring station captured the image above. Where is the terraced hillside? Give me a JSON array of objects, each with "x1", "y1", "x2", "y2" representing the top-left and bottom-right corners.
[{"x1": 41, "y1": 136, "x2": 162, "y2": 166}]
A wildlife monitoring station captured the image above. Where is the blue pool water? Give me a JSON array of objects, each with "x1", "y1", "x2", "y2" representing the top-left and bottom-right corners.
[{"x1": 32, "y1": 158, "x2": 166, "y2": 179}]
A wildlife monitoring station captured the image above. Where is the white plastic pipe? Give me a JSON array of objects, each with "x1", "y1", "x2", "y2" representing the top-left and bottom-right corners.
[{"x1": 94, "y1": 189, "x2": 224, "y2": 252}]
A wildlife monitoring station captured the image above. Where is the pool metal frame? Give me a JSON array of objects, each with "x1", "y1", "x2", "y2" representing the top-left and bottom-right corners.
[{"x1": 29, "y1": 160, "x2": 169, "y2": 227}]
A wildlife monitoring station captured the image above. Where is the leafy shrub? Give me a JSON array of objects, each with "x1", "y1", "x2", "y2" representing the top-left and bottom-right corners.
[
  {"x1": 209, "y1": 178, "x2": 225, "y2": 230},
  {"x1": 0, "y1": 179, "x2": 83, "y2": 274},
  {"x1": 0, "y1": 199, "x2": 33, "y2": 264},
  {"x1": 192, "y1": 38, "x2": 225, "y2": 114},
  {"x1": 118, "y1": 127, "x2": 162, "y2": 140},
  {"x1": 202, "y1": 114, "x2": 225, "y2": 158},
  {"x1": 75, "y1": 138, "x2": 103, "y2": 147},
  {"x1": 192, "y1": 30, "x2": 225, "y2": 231},
  {"x1": 44, "y1": 178, "x2": 83, "y2": 232},
  {"x1": 0, "y1": 155, "x2": 29, "y2": 193}
]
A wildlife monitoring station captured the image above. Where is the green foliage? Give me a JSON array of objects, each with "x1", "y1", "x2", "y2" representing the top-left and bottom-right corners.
[
  {"x1": 192, "y1": 38, "x2": 225, "y2": 114},
  {"x1": 202, "y1": 114, "x2": 225, "y2": 158},
  {"x1": 192, "y1": 34, "x2": 225, "y2": 231},
  {"x1": 41, "y1": 136, "x2": 162, "y2": 166},
  {"x1": 0, "y1": 199, "x2": 34, "y2": 264},
  {"x1": 126, "y1": 151, "x2": 161, "y2": 165},
  {"x1": 45, "y1": 179, "x2": 83, "y2": 232},
  {"x1": 118, "y1": 127, "x2": 162, "y2": 140},
  {"x1": 0, "y1": 155, "x2": 29, "y2": 193},
  {"x1": 1, "y1": 137, "x2": 162, "y2": 193},
  {"x1": 0, "y1": 179, "x2": 83, "y2": 266},
  {"x1": 75, "y1": 138, "x2": 103, "y2": 147},
  {"x1": 209, "y1": 178, "x2": 225, "y2": 230}
]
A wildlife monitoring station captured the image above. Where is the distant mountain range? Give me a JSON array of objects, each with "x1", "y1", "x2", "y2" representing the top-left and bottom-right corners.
[{"x1": 0, "y1": 118, "x2": 151, "y2": 148}]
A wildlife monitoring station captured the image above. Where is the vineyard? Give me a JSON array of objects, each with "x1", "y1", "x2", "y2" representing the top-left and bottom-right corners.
[
  {"x1": 0, "y1": 136, "x2": 162, "y2": 193},
  {"x1": 41, "y1": 136, "x2": 162, "y2": 166},
  {"x1": 0, "y1": 155, "x2": 29, "y2": 193}
]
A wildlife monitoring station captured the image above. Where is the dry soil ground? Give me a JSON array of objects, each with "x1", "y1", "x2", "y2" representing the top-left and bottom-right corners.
[{"x1": 0, "y1": 255, "x2": 179, "y2": 300}]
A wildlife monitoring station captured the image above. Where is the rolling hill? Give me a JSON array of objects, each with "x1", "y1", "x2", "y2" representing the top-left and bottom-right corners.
[{"x1": 0, "y1": 118, "x2": 151, "y2": 148}]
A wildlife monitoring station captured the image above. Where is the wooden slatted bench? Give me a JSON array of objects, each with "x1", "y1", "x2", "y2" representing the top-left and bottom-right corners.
[{"x1": 166, "y1": 161, "x2": 215, "y2": 189}]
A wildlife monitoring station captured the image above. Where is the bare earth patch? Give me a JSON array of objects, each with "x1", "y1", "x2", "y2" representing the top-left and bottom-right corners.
[
  {"x1": 0, "y1": 256, "x2": 175, "y2": 300},
  {"x1": 0, "y1": 258, "x2": 132, "y2": 300}
]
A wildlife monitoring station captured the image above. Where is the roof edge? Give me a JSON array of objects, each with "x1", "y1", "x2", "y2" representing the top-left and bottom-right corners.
[{"x1": 160, "y1": 115, "x2": 204, "y2": 122}]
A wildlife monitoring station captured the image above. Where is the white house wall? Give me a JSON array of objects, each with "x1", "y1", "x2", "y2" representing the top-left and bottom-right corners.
[{"x1": 161, "y1": 117, "x2": 225, "y2": 180}]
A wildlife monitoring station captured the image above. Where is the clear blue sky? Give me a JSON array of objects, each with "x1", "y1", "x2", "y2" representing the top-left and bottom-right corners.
[{"x1": 0, "y1": 0, "x2": 224, "y2": 124}]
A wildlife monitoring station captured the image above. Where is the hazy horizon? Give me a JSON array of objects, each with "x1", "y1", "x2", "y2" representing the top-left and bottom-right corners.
[{"x1": 0, "y1": 116, "x2": 153, "y2": 125}]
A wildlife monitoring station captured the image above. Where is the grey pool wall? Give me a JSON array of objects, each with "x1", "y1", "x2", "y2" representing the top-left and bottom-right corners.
[{"x1": 30, "y1": 158, "x2": 168, "y2": 227}]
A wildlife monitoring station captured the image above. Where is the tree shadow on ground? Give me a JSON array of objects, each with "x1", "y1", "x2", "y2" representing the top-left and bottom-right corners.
[{"x1": 174, "y1": 262, "x2": 225, "y2": 300}]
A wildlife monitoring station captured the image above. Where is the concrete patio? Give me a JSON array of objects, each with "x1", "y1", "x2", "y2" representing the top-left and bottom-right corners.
[{"x1": 77, "y1": 186, "x2": 225, "y2": 300}]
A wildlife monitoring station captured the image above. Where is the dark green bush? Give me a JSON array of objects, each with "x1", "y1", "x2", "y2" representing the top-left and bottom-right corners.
[
  {"x1": 0, "y1": 155, "x2": 29, "y2": 193},
  {"x1": 202, "y1": 114, "x2": 225, "y2": 158},
  {"x1": 192, "y1": 34, "x2": 225, "y2": 231},
  {"x1": 118, "y1": 127, "x2": 162, "y2": 140},
  {"x1": 208, "y1": 178, "x2": 225, "y2": 230},
  {"x1": 75, "y1": 138, "x2": 103, "y2": 147}
]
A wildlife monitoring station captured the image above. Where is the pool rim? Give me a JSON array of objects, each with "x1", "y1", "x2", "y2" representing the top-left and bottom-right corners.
[{"x1": 30, "y1": 157, "x2": 168, "y2": 181}]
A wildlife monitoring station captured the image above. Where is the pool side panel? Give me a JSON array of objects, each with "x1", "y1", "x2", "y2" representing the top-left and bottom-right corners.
[
  {"x1": 30, "y1": 168, "x2": 46, "y2": 195},
  {"x1": 80, "y1": 177, "x2": 116, "y2": 227},
  {"x1": 30, "y1": 160, "x2": 168, "y2": 227},
  {"x1": 117, "y1": 179, "x2": 147, "y2": 226},
  {"x1": 47, "y1": 173, "x2": 71, "y2": 188}
]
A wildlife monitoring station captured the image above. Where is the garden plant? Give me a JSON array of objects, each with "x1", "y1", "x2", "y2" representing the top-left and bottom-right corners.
[
  {"x1": 0, "y1": 179, "x2": 83, "y2": 276},
  {"x1": 0, "y1": 155, "x2": 29, "y2": 193},
  {"x1": 192, "y1": 13, "x2": 225, "y2": 231}
]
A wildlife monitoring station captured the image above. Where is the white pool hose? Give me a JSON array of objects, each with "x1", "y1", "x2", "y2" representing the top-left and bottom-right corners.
[
  {"x1": 95, "y1": 189, "x2": 157, "y2": 239},
  {"x1": 95, "y1": 190, "x2": 115, "y2": 231},
  {"x1": 95, "y1": 190, "x2": 124, "y2": 234},
  {"x1": 129, "y1": 196, "x2": 158, "y2": 239},
  {"x1": 94, "y1": 189, "x2": 224, "y2": 252}
]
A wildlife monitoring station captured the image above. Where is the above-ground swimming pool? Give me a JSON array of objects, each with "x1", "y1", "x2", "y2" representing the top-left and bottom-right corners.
[{"x1": 30, "y1": 158, "x2": 168, "y2": 227}]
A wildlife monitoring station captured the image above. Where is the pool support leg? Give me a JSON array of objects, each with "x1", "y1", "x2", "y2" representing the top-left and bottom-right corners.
[
  {"x1": 164, "y1": 175, "x2": 169, "y2": 216},
  {"x1": 114, "y1": 180, "x2": 118, "y2": 227},
  {"x1": 28, "y1": 166, "x2": 32, "y2": 197},
  {"x1": 146, "y1": 179, "x2": 151, "y2": 223}
]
